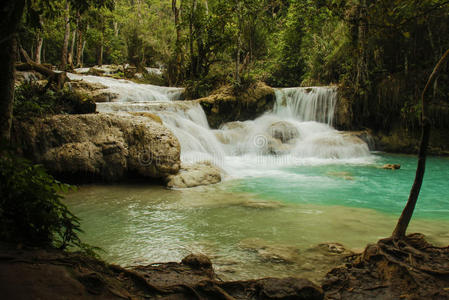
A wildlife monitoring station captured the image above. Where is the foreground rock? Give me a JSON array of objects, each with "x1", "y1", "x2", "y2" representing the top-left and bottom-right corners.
[
  {"x1": 0, "y1": 244, "x2": 324, "y2": 300},
  {"x1": 165, "y1": 161, "x2": 222, "y2": 188},
  {"x1": 197, "y1": 82, "x2": 276, "y2": 128},
  {"x1": 12, "y1": 114, "x2": 180, "y2": 182}
]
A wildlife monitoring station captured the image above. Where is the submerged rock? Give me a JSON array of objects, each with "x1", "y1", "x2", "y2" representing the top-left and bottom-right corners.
[
  {"x1": 165, "y1": 161, "x2": 222, "y2": 188},
  {"x1": 13, "y1": 114, "x2": 180, "y2": 182},
  {"x1": 381, "y1": 164, "x2": 401, "y2": 170},
  {"x1": 239, "y1": 238, "x2": 301, "y2": 264}
]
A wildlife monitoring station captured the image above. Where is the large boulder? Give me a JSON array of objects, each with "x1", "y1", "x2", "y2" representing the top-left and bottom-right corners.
[
  {"x1": 69, "y1": 80, "x2": 118, "y2": 103},
  {"x1": 197, "y1": 82, "x2": 275, "y2": 128},
  {"x1": 12, "y1": 114, "x2": 180, "y2": 182},
  {"x1": 165, "y1": 161, "x2": 222, "y2": 188},
  {"x1": 267, "y1": 121, "x2": 299, "y2": 143}
]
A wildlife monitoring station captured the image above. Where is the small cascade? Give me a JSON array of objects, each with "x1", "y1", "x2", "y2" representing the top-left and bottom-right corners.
[
  {"x1": 274, "y1": 87, "x2": 337, "y2": 125},
  {"x1": 67, "y1": 73, "x2": 184, "y2": 102}
]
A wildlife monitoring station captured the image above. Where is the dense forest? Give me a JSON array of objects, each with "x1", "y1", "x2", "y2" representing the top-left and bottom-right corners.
[
  {"x1": 14, "y1": 0, "x2": 449, "y2": 144},
  {"x1": 2, "y1": 1, "x2": 449, "y2": 299}
]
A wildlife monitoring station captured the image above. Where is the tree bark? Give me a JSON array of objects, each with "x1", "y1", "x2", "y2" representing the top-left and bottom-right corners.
[
  {"x1": 0, "y1": 0, "x2": 26, "y2": 143},
  {"x1": 35, "y1": 16, "x2": 44, "y2": 64},
  {"x1": 235, "y1": 0, "x2": 242, "y2": 85},
  {"x1": 60, "y1": 0, "x2": 70, "y2": 70},
  {"x1": 172, "y1": 0, "x2": 182, "y2": 85},
  {"x1": 35, "y1": 33, "x2": 44, "y2": 64},
  {"x1": 75, "y1": 12, "x2": 83, "y2": 67},
  {"x1": 392, "y1": 48, "x2": 449, "y2": 239}
]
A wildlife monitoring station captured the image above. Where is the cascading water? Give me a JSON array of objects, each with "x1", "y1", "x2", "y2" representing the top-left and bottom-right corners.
[
  {"x1": 273, "y1": 87, "x2": 337, "y2": 125},
  {"x1": 67, "y1": 73, "x2": 184, "y2": 102},
  {"x1": 69, "y1": 73, "x2": 371, "y2": 177}
]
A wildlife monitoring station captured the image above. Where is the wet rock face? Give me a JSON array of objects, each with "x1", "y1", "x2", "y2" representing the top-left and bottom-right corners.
[
  {"x1": 13, "y1": 114, "x2": 181, "y2": 182},
  {"x1": 197, "y1": 82, "x2": 276, "y2": 128},
  {"x1": 165, "y1": 161, "x2": 222, "y2": 188},
  {"x1": 268, "y1": 121, "x2": 300, "y2": 144},
  {"x1": 69, "y1": 80, "x2": 118, "y2": 103}
]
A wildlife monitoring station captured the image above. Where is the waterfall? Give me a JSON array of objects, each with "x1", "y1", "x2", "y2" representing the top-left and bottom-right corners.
[
  {"x1": 67, "y1": 73, "x2": 184, "y2": 102},
  {"x1": 71, "y1": 74, "x2": 372, "y2": 177},
  {"x1": 274, "y1": 87, "x2": 337, "y2": 125}
]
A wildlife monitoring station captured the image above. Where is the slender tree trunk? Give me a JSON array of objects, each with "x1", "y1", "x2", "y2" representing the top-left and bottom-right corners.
[
  {"x1": 76, "y1": 23, "x2": 83, "y2": 67},
  {"x1": 189, "y1": 0, "x2": 196, "y2": 79},
  {"x1": 35, "y1": 33, "x2": 44, "y2": 64},
  {"x1": 67, "y1": 14, "x2": 77, "y2": 69},
  {"x1": 172, "y1": 0, "x2": 182, "y2": 84},
  {"x1": 60, "y1": 0, "x2": 70, "y2": 70},
  {"x1": 235, "y1": 0, "x2": 242, "y2": 85},
  {"x1": 0, "y1": 0, "x2": 26, "y2": 143},
  {"x1": 35, "y1": 15, "x2": 44, "y2": 64},
  {"x1": 392, "y1": 48, "x2": 449, "y2": 239},
  {"x1": 98, "y1": 21, "x2": 104, "y2": 66}
]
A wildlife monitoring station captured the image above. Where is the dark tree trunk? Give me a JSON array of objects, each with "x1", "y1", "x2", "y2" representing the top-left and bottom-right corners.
[
  {"x1": 392, "y1": 48, "x2": 449, "y2": 239},
  {"x1": 60, "y1": 0, "x2": 70, "y2": 70},
  {"x1": 0, "y1": 0, "x2": 26, "y2": 143},
  {"x1": 172, "y1": 0, "x2": 182, "y2": 85}
]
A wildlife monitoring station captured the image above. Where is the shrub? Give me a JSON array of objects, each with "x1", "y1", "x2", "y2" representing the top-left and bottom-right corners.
[
  {"x1": 0, "y1": 151, "x2": 83, "y2": 250},
  {"x1": 13, "y1": 83, "x2": 95, "y2": 119}
]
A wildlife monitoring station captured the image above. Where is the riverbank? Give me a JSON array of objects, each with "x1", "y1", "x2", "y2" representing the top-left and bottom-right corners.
[{"x1": 2, "y1": 232, "x2": 448, "y2": 299}]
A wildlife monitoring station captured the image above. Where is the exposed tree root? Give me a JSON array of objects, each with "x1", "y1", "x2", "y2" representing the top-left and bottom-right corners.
[{"x1": 323, "y1": 233, "x2": 449, "y2": 299}]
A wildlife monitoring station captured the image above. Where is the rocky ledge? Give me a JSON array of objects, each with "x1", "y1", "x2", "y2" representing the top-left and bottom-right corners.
[
  {"x1": 197, "y1": 82, "x2": 275, "y2": 128},
  {"x1": 12, "y1": 114, "x2": 181, "y2": 182}
]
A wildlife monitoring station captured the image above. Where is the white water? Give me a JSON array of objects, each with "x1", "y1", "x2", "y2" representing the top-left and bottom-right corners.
[
  {"x1": 73, "y1": 74, "x2": 372, "y2": 178},
  {"x1": 67, "y1": 73, "x2": 184, "y2": 102}
]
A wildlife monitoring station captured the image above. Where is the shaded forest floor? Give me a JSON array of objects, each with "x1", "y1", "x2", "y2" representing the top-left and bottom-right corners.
[{"x1": 1, "y1": 234, "x2": 449, "y2": 299}]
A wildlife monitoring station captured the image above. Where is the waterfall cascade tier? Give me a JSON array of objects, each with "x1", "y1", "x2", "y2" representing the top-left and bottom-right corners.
[
  {"x1": 67, "y1": 73, "x2": 184, "y2": 102},
  {"x1": 274, "y1": 87, "x2": 337, "y2": 125},
  {"x1": 74, "y1": 75, "x2": 372, "y2": 177}
]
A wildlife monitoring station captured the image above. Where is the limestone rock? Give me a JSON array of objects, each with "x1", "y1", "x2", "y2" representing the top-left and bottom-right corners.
[
  {"x1": 197, "y1": 82, "x2": 275, "y2": 128},
  {"x1": 70, "y1": 80, "x2": 118, "y2": 103},
  {"x1": 13, "y1": 114, "x2": 181, "y2": 181},
  {"x1": 129, "y1": 112, "x2": 163, "y2": 124},
  {"x1": 165, "y1": 161, "x2": 222, "y2": 188},
  {"x1": 382, "y1": 164, "x2": 401, "y2": 170},
  {"x1": 181, "y1": 254, "x2": 213, "y2": 270},
  {"x1": 268, "y1": 121, "x2": 300, "y2": 143}
]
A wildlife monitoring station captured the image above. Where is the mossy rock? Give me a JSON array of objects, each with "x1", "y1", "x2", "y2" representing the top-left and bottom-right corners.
[{"x1": 196, "y1": 82, "x2": 275, "y2": 128}]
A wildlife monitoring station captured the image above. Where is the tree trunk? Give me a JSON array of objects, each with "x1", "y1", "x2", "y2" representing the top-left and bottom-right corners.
[
  {"x1": 189, "y1": 0, "x2": 196, "y2": 79},
  {"x1": 0, "y1": 0, "x2": 26, "y2": 143},
  {"x1": 75, "y1": 12, "x2": 83, "y2": 67},
  {"x1": 35, "y1": 33, "x2": 44, "y2": 64},
  {"x1": 34, "y1": 15, "x2": 44, "y2": 64},
  {"x1": 60, "y1": 0, "x2": 70, "y2": 70},
  {"x1": 68, "y1": 16, "x2": 77, "y2": 69},
  {"x1": 172, "y1": 0, "x2": 182, "y2": 85},
  {"x1": 392, "y1": 48, "x2": 449, "y2": 239},
  {"x1": 98, "y1": 27, "x2": 104, "y2": 66},
  {"x1": 235, "y1": 0, "x2": 242, "y2": 85}
]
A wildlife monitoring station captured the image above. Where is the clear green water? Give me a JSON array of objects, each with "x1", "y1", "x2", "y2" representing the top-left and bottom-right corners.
[{"x1": 64, "y1": 154, "x2": 449, "y2": 282}]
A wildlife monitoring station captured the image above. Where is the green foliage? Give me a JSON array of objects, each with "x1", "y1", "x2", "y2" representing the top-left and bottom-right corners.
[
  {"x1": 0, "y1": 151, "x2": 82, "y2": 250},
  {"x1": 13, "y1": 83, "x2": 95, "y2": 119}
]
